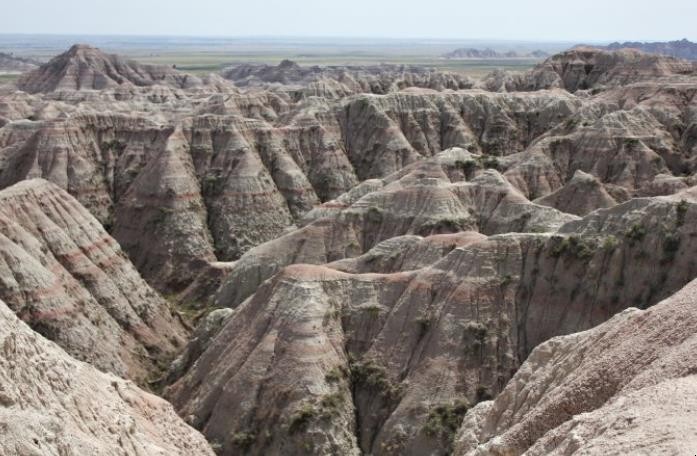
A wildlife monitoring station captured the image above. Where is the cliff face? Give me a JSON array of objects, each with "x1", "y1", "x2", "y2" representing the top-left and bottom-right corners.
[
  {"x1": 4, "y1": 44, "x2": 697, "y2": 456},
  {"x1": 167, "y1": 185, "x2": 697, "y2": 455},
  {"x1": 0, "y1": 179, "x2": 187, "y2": 383},
  {"x1": 0, "y1": 296, "x2": 214, "y2": 455},
  {"x1": 454, "y1": 275, "x2": 697, "y2": 455}
]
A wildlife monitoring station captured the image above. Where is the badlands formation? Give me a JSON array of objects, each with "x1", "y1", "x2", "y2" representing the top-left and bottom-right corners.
[{"x1": 1, "y1": 43, "x2": 697, "y2": 455}]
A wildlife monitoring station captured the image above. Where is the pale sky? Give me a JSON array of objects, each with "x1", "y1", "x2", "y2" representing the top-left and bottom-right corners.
[{"x1": 2, "y1": 0, "x2": 696, "y2": 42}]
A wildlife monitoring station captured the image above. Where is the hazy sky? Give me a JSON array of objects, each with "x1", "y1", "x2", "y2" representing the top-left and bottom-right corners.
[{"x1": 3, "y1": 0, "x2": 696, "y2": 42}]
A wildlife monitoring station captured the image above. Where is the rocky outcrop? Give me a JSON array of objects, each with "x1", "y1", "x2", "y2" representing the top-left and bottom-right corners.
[
  {"x1": 0, "y1": 297, "x2": 214, "y2": 456},
  {"x1": 16, "y1": 44, "x2": 203, "y2": 93},
  {"x1": 212, "y1": 148, "x2": 577, "y2": 309},
  {"x1": 454, "y1": 276, "x2": 697, "y2": 455},
  {"x1": 534, "y1": 170, "x2": 616, "y2": 215},
  {"x1": 223, "y1": 60, "x2": 476, "y2": 97},
  {"x1": 587, "y1": 38, "x2": 697, "y2": 61},
  {"x1": 488, "y1": 47, "x2": 696, "y2": 93},
  {"x1": 0, "y1": 179, "x2": 187, "y2": 383},
  {"x1": 168, "y1": 184, "x2": 697, "y2": 455}
]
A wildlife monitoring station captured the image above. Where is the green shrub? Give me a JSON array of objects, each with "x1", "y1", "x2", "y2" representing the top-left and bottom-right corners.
[
  {"x1": 663, "y1": 233, "x2": 681, "y2": 261},
  {"x1": 325, "y1": 366, "x2": 347, "y2": 383},
  {"x1": 481, "y1": 156, "x2": 500, "y2": 170},
  {"x1": 676, "y1": 200, "x2": 688, "y2": 226},
  {"x1": 231, "y1": 431, "x2": 256, "y2": 450},
  {"x1": 602, "y1": 235, "x2": 619, "y2": 251},
  {"x1": 319, "y1": 392, "x2": 345, "y2": 417},
  {"x1": 623, "y1": 137, "x2": 640, "y2": 149},
  {"x1": 350, "y1": 359, "x2": 403, "y2": 400},
  {"x1": 476, "y1": 386, "x2": 493, "y2": 402},
  {"x1": 454, "y1": 159, "x2": 478, "y2": 175},
  {"x1": 362, "y1": 305, "x2": 381, "y2": 317},
  {"x1": 288, "y1": 403, "x2": 319, "y2": 434},
  {"x1": 415, "y1": 314, "x2": 432, "y2": 338},
  {"x1": 423, "y1": 399, "x2": 470, "y2": 445},
  {"x1": 624, "y1": 224, "x2": 646, "y2": 244},
  {"x1": 550, "y1": 236, "x2": 595, "y2": 260}
]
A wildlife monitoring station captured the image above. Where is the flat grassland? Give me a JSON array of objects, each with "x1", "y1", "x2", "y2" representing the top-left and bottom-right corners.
[
  {"x1": 136, "y1": 51, "x2": 539, "y2": 77},
  {"x1": 1, "y1": 35, "x2": 569, "y2": 78}
]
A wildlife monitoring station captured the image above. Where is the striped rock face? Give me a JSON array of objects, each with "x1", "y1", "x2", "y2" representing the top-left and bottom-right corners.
[
  {"x1": 0, "y1": 179, "x2": 187, "y2": 383},
  {"x1": 0, "y1": 296, "x2": 214, "y2": 456},
  {"x1": 3, "y1": 44, "x2": 697, "y2": 456}
]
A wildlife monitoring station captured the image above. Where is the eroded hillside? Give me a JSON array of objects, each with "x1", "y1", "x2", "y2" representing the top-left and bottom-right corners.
[{"x1": 1, "y1": 44, "x2": 697, "y2": 455}]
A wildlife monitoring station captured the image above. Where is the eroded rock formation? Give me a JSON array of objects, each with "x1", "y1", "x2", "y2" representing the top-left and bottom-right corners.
[
  {"x1": 2, "y1": 43, "x2": 697, "y2": 456},
  {"x1": 0, "y1": 297, "x2": 214, "y2": 455},
  {"x1": 0, "y1": 179, "x2": 187, "y2": 383}
]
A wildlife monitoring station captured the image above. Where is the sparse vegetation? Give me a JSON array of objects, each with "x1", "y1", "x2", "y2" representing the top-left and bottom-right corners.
[
  {"x1": 602, "y1": 235, "x2": 619, "y2": 251},
  {"x1": 423, "y1": 399, "x2": 469, "y2": 446},
  {"x1": 325, "y1": 366, "x2": 348, "y2": 383},
  {"x1": 550, "y1": 235, "x2": 595, "y2": 260},
  {"x1": 481, "y1": 155, "x2": 500, "y2": 170},
  {"x1": 288, "y1": 402, "x2": 319, "y2": 434},
  {"x1": 454, "y1": 159, "x2": 478, "y2": 176},
  {"x1": 288, "y1": 392, "x2": 347, "y2": 434},
  {"x1": 624, "y1": 223, "x2": 646, "y2": 244},
  {"x1": 415, "y1": 313, "x2": 432, "y2": 338},
  {"x1": 319, "y1": 392, "x2": 345, "y2": 416},
  {"x1": 500, "y1": 274, "x2": 513, "y2": 287},
  {"x1": 350, "y1": 359, "x2": 403, "y2": 400},
  {"x1": 623, "y1": 137, "x2": 640, "y2": 149},
  {"x1": 362, "y1": 304, "x2": 381, "y2": 317},
  {"x1": 676, "y1": 200, "x2": 688, "y2": 226},
  {"x1": 231, "y1": 431, "x2": 256, "y2": 450},
  {"x1": 662, "y1": 232, "x2": 681, "y2": 261},
  {"x1": 100, "y1": 139, "x2": 125, "y2": 152},
  {"x1": 464, "y1": 321, "x2": 488, "y2": 355},
  {"x1": 476, "y1": 386, "x2": 494, "y2": 402}
]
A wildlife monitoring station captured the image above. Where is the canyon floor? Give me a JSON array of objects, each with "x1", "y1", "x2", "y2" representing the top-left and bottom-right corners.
[{"x1": 1, "y1": 42, "x2": 697, "y2": 455}]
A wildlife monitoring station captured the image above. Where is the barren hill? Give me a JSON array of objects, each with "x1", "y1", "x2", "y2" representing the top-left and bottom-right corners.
[
  {"x1": 0, "y1": 296, "x2": 213, "y2": 455},
  {"x1": 2, "y1": 42, "x2": 697, "y2": 455},
  {"x1": 584, "y1": 38, "x2": 697, "y2": 61},
  {"x1": 0, "y1": 179, "x2": 188, "y2": 384},
  {"x1": 16, "y1": 44, "x2": 203, "y2": 93}
]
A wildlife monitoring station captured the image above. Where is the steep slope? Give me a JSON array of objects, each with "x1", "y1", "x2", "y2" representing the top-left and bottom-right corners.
[
  {"x1": 0, "y1": 297, "x2": 214, "y2": 456},
  {"x1": 454, "y1": 276, "x2": 697, "y2": 455},
  {"x1": 0, "y1": 179, "x2": 187, "y2": 383},
  {"x1": 16, "y1": 44, "x2": 202, "y2": 93},
  {"x1": 0, "y1": 62, "x2": 581, "y2": 293},
  {"x1": 222, "y1": 60, "x2": 476, "y2": 97},
  {"x1": 167, "y1": 185, "x2": 697, "y2": 455},
  {"x1": 591, "y1": 38, "x2": 697, "y2": 61},
  {"x1": 486, "y1": 47, "x2": 696, "y2": 93},
  {"x1": 534, "y1": 170, "x2": 617, "y2": 216},
  {"x1": 212, "y1": 148, "x2": 576, "y2": 309}
]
